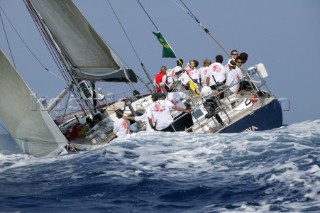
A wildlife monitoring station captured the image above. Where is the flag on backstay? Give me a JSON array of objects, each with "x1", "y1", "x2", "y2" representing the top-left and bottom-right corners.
[{"x1": 152, "y1": 31, "x2": 176, "y2": 58}]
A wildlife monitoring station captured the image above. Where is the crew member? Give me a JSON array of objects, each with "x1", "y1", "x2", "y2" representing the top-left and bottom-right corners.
[
  {"x1": 154, "y1": 65, "x2": 168, "y2": 92},
  {"x1": 147, "y1": 92, "x2": 191, "y2": 132},
  {"x1": 113, "y1": 109, "x2": 130, "y2": 138}
]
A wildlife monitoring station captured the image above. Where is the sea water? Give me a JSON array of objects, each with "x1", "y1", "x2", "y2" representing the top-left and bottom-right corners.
[{"x1": 1, "y1": 120, "x2": 320, "y2": 213}]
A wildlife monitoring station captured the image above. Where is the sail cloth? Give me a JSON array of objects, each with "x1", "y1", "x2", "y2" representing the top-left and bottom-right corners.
[
  {"x1": 27, "y1": 0, "x2": 137, "y2": 83},
  {"x1": 0, "y1": 49, "x2": 68, "y2": 157}
]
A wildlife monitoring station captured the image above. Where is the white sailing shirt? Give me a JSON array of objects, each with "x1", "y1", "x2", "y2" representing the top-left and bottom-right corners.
[
  {"x1": 184, "y1": 64, "x2": 191, "y2": 76},
  {"x1": 167, "y1": 65, "x2": 182, "y2": 88},
  {"x1": 189, "y1": 67, "x2": 200, "y2": 82},
  {"x1": 166, "y1": 92, "x2": 188, "y2": 118},
  {"x1": 225, "y1": 69, "x2": 241, "y2": 93},
  {"x1": 147, "y1": 99, "x2": 174, "y2": 130},
  {"x1": 208, "y1": 62, "x2": 226, "y2": 84},
  {"x1": 198, "y1": 66, "x2": 210, "y2": 86},
  {"x1": 178, "y1": 72, "x2": 191, "y2": 85},
  {"x1": 234, "y1": 67, "x2": 244, "y2": 80},
  {"x1": 113, "y1": 117, "x2": 130, "y2": 138},
  {"x1": 134, "y1": 106, "x2": 154, "y2": 132}
]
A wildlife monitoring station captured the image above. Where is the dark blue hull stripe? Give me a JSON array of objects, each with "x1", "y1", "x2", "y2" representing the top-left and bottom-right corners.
[{"x1": 220, "y1": 99, "x2": 283, "y2": 133}]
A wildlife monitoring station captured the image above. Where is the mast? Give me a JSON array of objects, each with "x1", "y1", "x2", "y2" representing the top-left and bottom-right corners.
[
  {"x1": 24, "y1": 0, "x2": 92, "y2": 115},
  {"x1": 24, "y1": 0, "x2": 139, "y2": 116}
]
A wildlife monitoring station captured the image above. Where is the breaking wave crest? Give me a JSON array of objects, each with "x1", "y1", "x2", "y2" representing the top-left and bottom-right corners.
[{"x1": 1, "y1": 120, "x2": 320, "y2": 212}]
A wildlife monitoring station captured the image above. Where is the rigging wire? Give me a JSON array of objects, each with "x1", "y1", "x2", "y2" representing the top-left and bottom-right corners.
[
  {"x1": 1, "y1": 2, "x2": 88, "y2": 116},
  {"x1": 136, "y1": 0, "x2": 177, "y2": 54},
  {"x1": 136, "y1": 0, "x2": 181, "y2": 61},
  {"x1": 0, "y1": 10, "x2": 16, "y2": 68},
  {"x1": 0, "y1": 6, "x2": 49, "y2": 71},
  {"x1": 24, "y1": 2, "x2": 69, "y2": 83},
  {"x1": 172, "y1": 0, "x2": 231, "y2": 58},
  {"x1": 24, "y1": 0, "x2": 87, "y2": 114},
  {"x1": 136, "y1": 0, "x2": 159, "y2": 32},
  {"x1": 136, "y1": 0, "x2": 194, "y2": 93},
  {"x1": 106, "y1": 0, "x2": 153, "y2": 92},
  {"x1": 0, "y1": 5, "x2": 66, "y2": 83},
  {"x1": 107, "y1": 0, "x2": 142, "y2": 66}
]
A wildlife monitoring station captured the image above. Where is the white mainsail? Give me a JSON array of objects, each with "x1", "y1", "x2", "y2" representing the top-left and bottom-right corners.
[
  {"x1": 26, "y1": 0, "x2": 137, "y2": 83},
  {"x1": 0, "y1": 49, "x2": 67, "y2": 157}
]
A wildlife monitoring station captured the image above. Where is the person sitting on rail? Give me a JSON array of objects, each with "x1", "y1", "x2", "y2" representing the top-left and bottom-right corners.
[
  {"x1": 188, "y1": 59, "x2": 200, "y2": 84},
  {"x1": 207, "y1": 55, "x2": 227, "y2": 90},
  {"x1": 198, "y1": 58, "x2": 211, "y2": 88},
  {"x1": 154, "y1": 65, "x2": 168, "y2": 92},
  {"x1": 167, "y1": 59, "x2": 184, "y2": 91},
  {"x1": 225, "y1": 49, "x2": 238, "y2": 68},
  {"x1": 236, "y1": 53, "x2": 252, "y2": 91},
  {"x1": 225, "y1": 60, "x2": 241, "y2": 94}
]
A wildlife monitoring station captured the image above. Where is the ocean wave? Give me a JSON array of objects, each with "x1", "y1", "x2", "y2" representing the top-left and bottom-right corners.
[{"x1": 0, "y1": 120, "x2": 320, "y2": 212}]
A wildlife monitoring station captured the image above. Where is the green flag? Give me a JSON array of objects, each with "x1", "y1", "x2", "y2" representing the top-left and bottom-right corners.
[{"x1": 152, "y1": 31, "x2": 176, "y2": 58}]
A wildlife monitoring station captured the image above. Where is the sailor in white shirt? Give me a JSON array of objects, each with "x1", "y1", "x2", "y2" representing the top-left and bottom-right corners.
[
  {"x1": 147, "y1": 92, "x2": 191, "y2": 132},
  {"x1": 166, "y1": 91, "x2": 189, "y2": 118},
  {"x1": 167, "y1": 59, "x2": 184, "y2": 90},
  {"x1": 225, "y1": 50, "x2": 238, "y2": 68},
  {"x1": 238, "y1": 52, "x2": 248, "y2": 67},
  {"x1": 188, "y1": 60, "x2": 200, "y2": 84},
  {"x1": 234, "y1": 57, "x2": 245, "y2": 80},
  {"x1": 166, "y1": 92, "x2": 194, "y2": 131},
  {"x1": 207, "y1": 55, "x2": 227, "y2": 90},
  {"x1": 225, "y1": 60, "x2": 241, "y2": 93},
  {"x1": 113, "y1": 109, "x2": 131, "y2": 138},
  {"x1": 177, "y1": 70, "x2": 191, "y2": 86},
  {"x1": 198, "y1": 59, "x2": 212, "y2": 87},
  {"x1": 184, "y1": 61, "x2": 192, "y2": 76},
  {"x1": 123, "y1": 105, "x2": 155, "y2": 133},
  {"x1": 235, "y1": 56, "x2": 253, "y2": 91}
]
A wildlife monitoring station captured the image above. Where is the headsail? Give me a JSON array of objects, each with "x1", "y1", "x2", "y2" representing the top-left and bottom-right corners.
[
  {"x1": 0, "y1": 49, "x2": 67, "y2": 157},
  {"x1": 27, "y1": 0, "x2": 137, "y2": 83}
]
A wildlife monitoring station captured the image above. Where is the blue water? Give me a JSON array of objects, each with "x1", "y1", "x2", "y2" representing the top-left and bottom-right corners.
[{"x1": 1, "y1": 120, "x2": 320, "y2": 213}]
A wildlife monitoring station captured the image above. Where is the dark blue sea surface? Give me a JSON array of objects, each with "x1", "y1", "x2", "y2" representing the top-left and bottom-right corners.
[{"x1": 1, "y1": 120, "x2": 320, "y2": 212}]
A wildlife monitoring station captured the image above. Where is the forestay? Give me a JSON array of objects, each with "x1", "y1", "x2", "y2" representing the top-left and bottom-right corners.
[
  {"x1": 0, "y1": 49, "x2": 67, "y2": 157},
  {"x1": 27, "y1": 0, "x2": 137, "y2": 83}
]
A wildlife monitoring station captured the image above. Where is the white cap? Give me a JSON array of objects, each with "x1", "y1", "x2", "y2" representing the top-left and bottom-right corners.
[
  {"x1": 201, "y1": 86, "x2": 213, "y2": 98},
  {"x1": 228, "y1": 59, "x2": 236, "y2": 67}
]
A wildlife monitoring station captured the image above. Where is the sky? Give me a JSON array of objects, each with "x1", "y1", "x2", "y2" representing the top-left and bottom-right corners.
[{"x1": 0, "y1": 0, "x2": 319, "y2": 128}]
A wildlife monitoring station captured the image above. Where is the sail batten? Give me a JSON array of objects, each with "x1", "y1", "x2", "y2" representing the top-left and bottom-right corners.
[{"x1": 28, "y1": 0, "x2": 137, "y2": 82}]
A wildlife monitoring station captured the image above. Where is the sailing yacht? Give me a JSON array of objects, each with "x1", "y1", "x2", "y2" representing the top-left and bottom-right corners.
[
  {"x1": 0, "y1": 0, "x2": 145, "y2": 157},
  {"x1": 0, "y1": 0, "x2": 283, "y2": 157}
]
